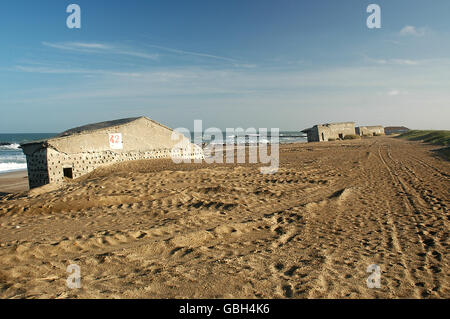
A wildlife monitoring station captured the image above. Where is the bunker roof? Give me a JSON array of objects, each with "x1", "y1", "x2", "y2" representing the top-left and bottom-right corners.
[
  {"x1": 59, "y1": 117, "x2": 141, "y2": 136},
  {"x1": 317, "y1": 122, "x2": 355, "y2": 127},
  {"x1": 301, "y1": 121, "x2": 355, "y2": 133},
  {"x1": 384, "y1": 126, "x2": 409, "y2": 130},
  {"x1": 21, "y1": 116, "x2": 170, "y2": 148},
  {"x1": 356, "y1": 125, "x2": 383, "y2": 129}
]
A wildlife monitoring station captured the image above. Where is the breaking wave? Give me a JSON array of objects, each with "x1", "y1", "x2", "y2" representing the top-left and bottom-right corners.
[
  {"x1": 0, "y1": 162, "x2": 27, "y2": 173},
  {"x1": 0, "y1": 143, "x2": 21, "y2": 150}
]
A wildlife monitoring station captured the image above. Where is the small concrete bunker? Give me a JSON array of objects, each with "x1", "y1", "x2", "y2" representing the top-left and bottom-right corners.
[
  {"x1": 301, "y1": 122, "x2": 356, "y2": 143},
  {"x1": 384, "y1": 126, "x2": 409, "y2": 135},
  {"x1": 21, "y1": 116, "x2": 204, "y2": 189},
  {"x1": 356, "y1": 126, "x2": 385, "y2": 137}
]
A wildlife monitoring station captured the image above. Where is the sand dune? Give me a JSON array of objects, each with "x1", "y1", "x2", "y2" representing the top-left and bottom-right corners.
[{"x1": 0, "y1": 137, "x2": 448, "y2": 298}]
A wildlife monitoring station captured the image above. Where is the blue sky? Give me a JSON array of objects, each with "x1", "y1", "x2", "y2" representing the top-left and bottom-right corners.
[{"x1": 1, "y1": 0, "x2": 449, "y2": 132}]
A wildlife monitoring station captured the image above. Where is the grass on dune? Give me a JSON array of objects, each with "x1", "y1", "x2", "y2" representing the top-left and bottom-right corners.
[
  {"x1": 397, "y1": 130, "x2": 450, "y2": 146},
  {"x1": 397, "y1": 130, "x2": 450, "y2": 160}
]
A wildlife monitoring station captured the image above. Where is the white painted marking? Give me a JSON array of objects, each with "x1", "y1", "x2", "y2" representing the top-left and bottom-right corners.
[{"x1": 109, "y1": 133, "x2": 123, "y2": 150}]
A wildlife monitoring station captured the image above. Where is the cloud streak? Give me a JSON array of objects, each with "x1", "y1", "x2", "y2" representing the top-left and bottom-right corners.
[
  {"x1": 387, "y1": 89, "x2": 400, "y2": 96},
  {"x1": 42, "y1": 42, "x2": 159, "y2": 60},
  {"x1": 364, "y1": 56, "x2": 420, "y2": 66},
  {"x1": 42, "y1": 42, "x2": 254, "y2": 67},
  {"x1": 146, "y1": 44, "x2": 238, "y2": 63},
  {"x1": 8, "y1": 61, "x2": 450, "y2": 130},
  {"x1": 399, "y1": 25, "x2": 428, "y2": 37},
  {"x1": 12, "y1": 61, "x2": 450, "y2": 101},
  {"x1": 15, "y1": 65, "x2": 142, "y2": 77}
]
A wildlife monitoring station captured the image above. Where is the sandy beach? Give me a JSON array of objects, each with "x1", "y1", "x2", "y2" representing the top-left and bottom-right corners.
[
  {"x1": 0, "y1": 170, "x2": 28, "y2": 196},
  {"x1": 0, "y1": 136, "x2": 448, "y2": 298}
]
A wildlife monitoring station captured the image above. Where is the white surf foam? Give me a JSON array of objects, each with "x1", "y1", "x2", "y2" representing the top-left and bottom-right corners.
[
  {"x1": 0, "y1": 143, "x2": 21, "y2": 150},
  {"x1": 0, "y1": 162, "x2": 27, "y2": 173}
]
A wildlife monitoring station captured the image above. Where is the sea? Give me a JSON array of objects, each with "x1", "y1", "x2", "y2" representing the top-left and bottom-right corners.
[
  {"x1": 197, "y1": 131, "x2": 306, "y2": 145},
  {"x1": 0, "y1": 134, "x2": 56, "y2": 174},
  {"x1": 0, "y1": 132, "x2": 306, "y2": 174}
]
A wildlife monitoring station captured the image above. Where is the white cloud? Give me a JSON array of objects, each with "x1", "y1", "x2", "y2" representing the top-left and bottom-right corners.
[
  {"x1": 388, "y1": 89, "x2": 400, "y2": 96},
  {"x1": 115, "y1": 50, "x2": 159, "y2": 60},
  {"x1": 42, "y1": 41, "x2": 110, "y2": 51},
  {"x1": 145, "y1": 44, "x2": 237, "y2": 63},
  {"x1": 66, "y1": 42, "x2": 111, "y2": 50},
  {"x1": 8, "y1": 61, "x2": 450, "y2": 130},
  {"x1": 42, "y1": 42, "x2": 254, "y2": 65},
  {"x1": 365, "y1": 56, "x2": 420, "y2": 66},
  {"x1": 232, "y1": 63, "x2": 257, "y2": 68},
  {"x1": 12, "y1": 63, "x2": 447, "y2": 101},
  {"x1": 399, "y1": 25, "x2": 427, "y2": 37},
  {"x1": 15, "y1": 65, "x2": 142, "y2": 77},
  {"x1": 390, "y1": 59, "x2": 419, "y2": 66},
  {"x1": 385, "y1": 40, "x2": 402, "y2": 45},
  {"x1": 42, "y1": 42, "x2": 159, "y2": 60}
]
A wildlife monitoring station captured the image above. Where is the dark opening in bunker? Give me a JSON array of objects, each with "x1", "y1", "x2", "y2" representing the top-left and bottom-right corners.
[
  {"x1": 338, "y1": 133, "x2": 344, "y2": 139},
  {"x1": 63, "y1": 167, "x2": 73, "y2": 179}
]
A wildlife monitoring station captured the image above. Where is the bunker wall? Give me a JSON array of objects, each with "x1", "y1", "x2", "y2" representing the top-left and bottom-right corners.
[
  {"x1": 317, "y1": 123, "x2": 356, "y2": 141},
  {"x1": 356, "y1": 126, "x2": 385, "y2": 136},
  {"x1": 46, "y1": 147, "x2": 203, "y2": 185},
  {"x1": 25, "y1": 148, "x2": 49, "y2": 189}
]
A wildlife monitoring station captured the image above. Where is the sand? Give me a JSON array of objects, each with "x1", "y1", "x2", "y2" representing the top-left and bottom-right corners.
[
  {"x1": 0, "y1": 136, "x2": 448, "y2": 299},
  {"x1": 0, "y1": 170, "x2": 28, "y2": 196}
]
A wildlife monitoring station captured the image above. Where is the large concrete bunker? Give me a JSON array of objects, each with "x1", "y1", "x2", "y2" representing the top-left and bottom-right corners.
[
  {"x1": 21, "y1": 116, "x2": 204, "y2": 189},
  {"x1": 301, "y1": 122, "x2": 356, "y2": 142}
]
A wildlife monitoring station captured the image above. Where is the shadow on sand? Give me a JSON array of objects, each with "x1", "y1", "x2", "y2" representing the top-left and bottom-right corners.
[
  {"x1": 431, "y1": 147, "x2": 450, "y2": 161},
  {"x1": 0, "y1": 192, "x2": 10, "y2": 199}
]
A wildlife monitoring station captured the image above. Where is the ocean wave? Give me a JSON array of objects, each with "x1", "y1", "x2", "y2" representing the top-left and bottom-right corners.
[
  {"x1": 0, "y1": 143, "x2": 21, "y2": 150},
  {"x1": 0, "y1": 162, "x2": 27, "y2": 173},
  {"x1": 0, "y1": 156, "x2": 26, "y2": 163}
]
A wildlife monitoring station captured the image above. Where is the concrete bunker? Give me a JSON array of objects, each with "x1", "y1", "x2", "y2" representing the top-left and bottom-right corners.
[
  {"x1": 301, "y1": 122, "x2": 356, "y2": 143},
  {"x1": 21, "y1": 116, "x2": 204, "y2": 189},
  {"x1": 355, "y1": 126, "x2": 385, "y2": 137}
]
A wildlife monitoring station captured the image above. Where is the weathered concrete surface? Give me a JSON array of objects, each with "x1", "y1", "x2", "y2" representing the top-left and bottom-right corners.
[
  {"x1": 356, "y1": 126, "x2": 385, "y2": 136},
  {"x1": 47, "y1": 117, "x2": 190, "y2": 154},
  {"x1": 302, "y1": 122, "x2": 356, "y2": 142}
]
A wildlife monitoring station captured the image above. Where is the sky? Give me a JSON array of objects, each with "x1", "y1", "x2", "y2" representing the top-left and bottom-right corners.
[{"x1": 0, "y1": 0, "x2": 449, "y2": 133}]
